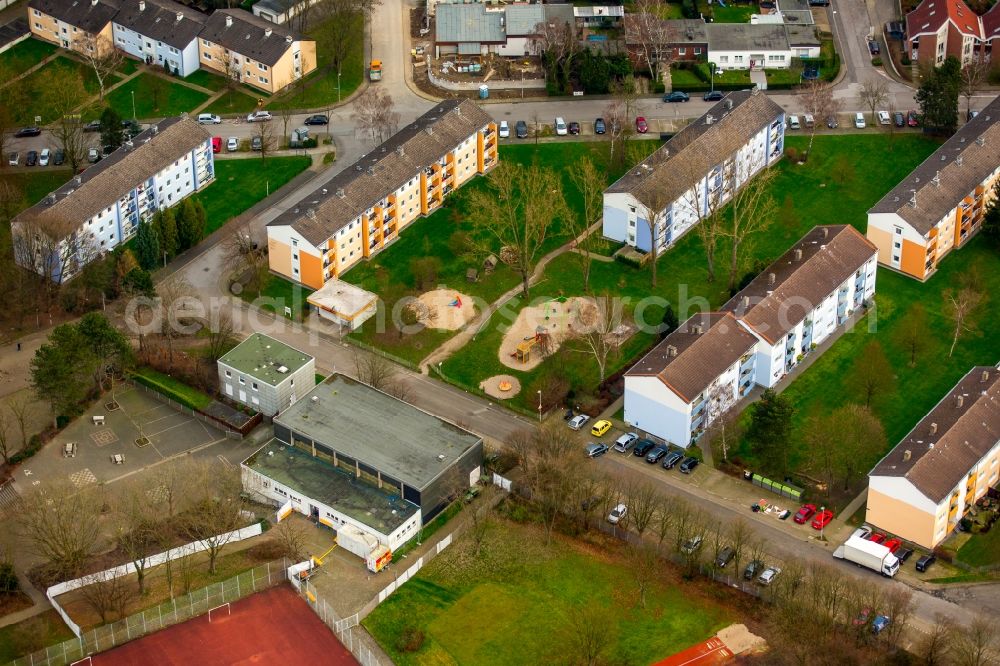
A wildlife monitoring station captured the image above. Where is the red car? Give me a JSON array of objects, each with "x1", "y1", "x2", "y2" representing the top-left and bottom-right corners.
[
  {"x1": 907, "y1": 111, "x2": 920, "y2": 127},
  {"x1": 869, "y1": 532, "x2": 887, "y2": 544},
  {"x1": 211, "y1": 136, "x2": 222, "y2": 153},
  {"x1": 811, "y1": 509, "x2": 834, "y2": 530},
  {"x1": 793, "y1": 504, "x2": 817, "y2": 524},
  {"x1": 635, "y1": 117, "x2": 648, "y2": 134},
  {"x1": 883, "y1": 538, "x2": 902, "y2": 553}
]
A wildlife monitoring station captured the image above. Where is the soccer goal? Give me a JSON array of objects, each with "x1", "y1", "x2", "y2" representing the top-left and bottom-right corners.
[
  {"x1": 208, "y1": 603, "x2": 231, "y2": 622},
  {"x1": 70, "y1": 657, "x2": 93, "y2": 666}
]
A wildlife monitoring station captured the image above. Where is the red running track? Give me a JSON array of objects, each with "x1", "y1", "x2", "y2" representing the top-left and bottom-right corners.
[
  {"x1": 93, "y1": 585, "x2": 358, "y2": 665},
  {"x1": 654, "y1": 637, "x2": 735, "y2": 666}
]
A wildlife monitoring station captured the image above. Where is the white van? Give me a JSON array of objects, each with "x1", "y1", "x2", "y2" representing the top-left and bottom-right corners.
[
  {"x1": 39, "y1": 148, "x2": 50, "y2": 166},
  {"x1": 854, "y1": 112, "x2": 866, "y2": 129},
  {"x1": 877, "y1": 110, "x2": 891, "y2": 126},
  {"x1": 788, "y1": 115, "x2": 801, "y2": 130},
  {"x1": 197, "y1": 113, "x2": 221, "y2": 124},
  {"x1": 554, "y1": 117, "x2": 568, "y2": 136}
]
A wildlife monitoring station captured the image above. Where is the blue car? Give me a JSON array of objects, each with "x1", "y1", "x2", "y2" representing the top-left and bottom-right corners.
[
  {"x1": 872, "y1": 615, "x2": 891, "y2": 635},
  {"x1": 663, "y1": 91, "x2": 690, "y2": 103}
]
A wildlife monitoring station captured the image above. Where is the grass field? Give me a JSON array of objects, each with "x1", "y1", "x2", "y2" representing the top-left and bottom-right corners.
[
  {"x1": 183, "y1": 69, "x2": 228, "y2": 92},
  {"x1": 363, "y1": 520, "x2": 735, "y2": 665},
  {"x1": 0, "y1": 609, "x2": 75, "y2": 664},
  {"x1": 0, "y1": 38, "x2": 58, "y2": 76},
  {"x1": 955, "y1": 516, "x2": 1000, "y2": 568},
  {"x1": 240, "y1": 272, "x2": 314, "y2": 318},
  {"x1": 105, "y1": 73, "x2": 211, "y2": 120},
  {"x1": 0, "y1": 170, "x2": 74, "y2": 214},
  {"x1": 709, "y1": 4, "x2": 756, "y2": 22},
  {"x1": 132, "y1": 367, "x2": 212, "y2": 410},
  {"x1": 14, "y1": 56, "x2": 103, "y2": 123},
  {"x1": 195, "y1": 156, "x2": 311, "y2": 235},
  {"x1": 203, "y1": 89, "x2": 261, "y2": 115}
]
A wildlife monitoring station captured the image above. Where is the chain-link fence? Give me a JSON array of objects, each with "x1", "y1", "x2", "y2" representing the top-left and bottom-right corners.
[
  {"x1": 291, "y1": 578, "x2": 384, "y2": 666},
  {"x1": 8, "y1": 559, "x2": 290, "y2": 666}
]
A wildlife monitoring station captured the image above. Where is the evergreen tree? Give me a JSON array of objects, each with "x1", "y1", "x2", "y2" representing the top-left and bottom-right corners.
[
  {"x1": 916, "y1": 56, "x2": 962, "y2": 135},
  {"x1": 134, "y1": 220, "x2": 160, "y2": 270},
  {"x1": 659, "y1": 304, "x2": 679, "y2": 339},
  {"x1": 746, "y1": 389, "x2": 795, "y2": 477},
  {"x1": 99, "y1": 107, "x2": 124, "y2": 151},
  {"x1": 122, "y1": 267, "x2": 155, "y2": 297},
  {"x1": 982, "y1": 180, "x2": 1000, "y2": 249},
  {"x1": 153, "y1": 209, "x2": 178, "y2": 259},
  {"x1": 176, "y1": 198, "x2": 206, "y2": 250}
]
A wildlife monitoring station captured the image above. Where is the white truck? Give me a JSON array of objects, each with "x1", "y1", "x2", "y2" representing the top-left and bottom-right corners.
[{"x1": 833, "y1": 532, "x2": 900, "y2": 577}]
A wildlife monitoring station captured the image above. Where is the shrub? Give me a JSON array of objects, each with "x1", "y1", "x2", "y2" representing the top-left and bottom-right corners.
[
  {"x1": 0, "y1": 562, "x2": 20, "y2": 594},
  {"x1": 785, "y1": 146, "x2": 800, "y2": 162},
  {"x1": 614, "y1": 253, "x2": 642, "y2": 269},
  {"x1": 396, "y1": 627, "x2": 426, "y2": 653},
  {"x1": 871, "y1": 57, "x2": 883, "y2": 66}
]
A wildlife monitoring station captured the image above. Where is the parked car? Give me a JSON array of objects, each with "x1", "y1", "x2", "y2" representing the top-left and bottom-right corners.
[
  {"x1": 877, "y1": 110, "x2": 891, "y2": 125},
  {"x1": 880, "y1": 538, "x2": 899, "y2": 553},
  {"x1": 568, "y1": 121, "x2": 581, "y2": 135},
  {"x1": 826, "y1": 114, "x2": 839, "y2": 129},
  {"x1": 14, "y1": 126, "x2": 41, "y2": 138},
  {"x1": 515, "y1": 120, "x2": 528, "y2": 138},
  {"x1": 703, "y1": 90, "x2": 724, "y2": 101},
  {"x1": 852, "y1": 608, "x2": 871, "y2": 626},
  {"x1": 867, "y1": 39, "x2": 880, "y2": 55},
  {"x1": 53, "y1": 149, "x2": 65, "y2": 166},
  {"x1": 853, "y1": 525, "x2": 873, "y2": 540},
  {"x1": 915, "y1": 554, "x2": 936, "y2": 572},
  {"x1": 663, "y1": 91, "x2": 689, "y2": 103},
  {"x1": 793, "y1": 503, "x2": 817, "y2": 524},
  {"x1": 554, "y1": 117, "x2": 568, "y2": 136},
  {"x1": 635, "y1": 116, "x2": 648, "y2": 134},
  {"x1": 788, "y1": 115, "x2": 801, "y2": 130},
  {"x1": 681, "y1": 535, "x2": 703, "y2": 554},
  {"x1": 803, "y1": 114, "x2": 815, "y2": 129},
  {"x1": 122, "y1": 119, "x2": 142, "y2": 139},
  {"x1": 25, "y1": 150, "x2": 38, "y2": 166},
  {"x1": 811, "y1": 509, "x2": 834, "y2": 530},
  {"x1": 608, "y1": 503, "x2": 627, "y2": 524},
  {"x1": 39, "y1": 148, "x2": 50, "y2": 166},
  {"x1": 895, "y1": 547, "x2": 914, "y2": 562},
  {"x1": 83, "y1": 120, "x2": 102, "y2": 133},
  {"x1": 757, "y1": 566, "x2": 781, "y2": 585},
  {"x1": 498, "y1": 120, "x2": 510, "y2": 138},
  {"x1": 646, "y1": 444, "x2": 669, "y2": 464},
  {"x1": 568, "y1": 414, "x2": 590, "y2": 430},
  {"x1": 893, "y1": 111, "x2": 905, "y2": 127},
  {"x1": 594, "y1": 118, "x2": 606, "y2": 134},
  {"x1": 802, "y1": 64, "x2": 820, "y2": 80},
  {"x1": 869, "y1": 532, "x2": 887, "y2": 544},
  {"x1": 715, "y1": 546, "x2": 735, "y2": 568},
  {"x1": 633, "y1": 439, "x2": 656, "y2": 457},
  {"x1": 679, "y1": 456, "x2": 700, "y2": 474},
  {"x1": 585, "y1": 443, "x2": 608, "y2": 458},
  {"x1": 854, "y1": 112, "x2": 866, "y2": 129},
  {"x1": 304, "y1": 114, "x2": 329, "y2": 126},
  {"x1": 661, "y1": 450, "x2": 683, "y2": 469},
  {"x1": 907, "y1": 110, "x2": 920, "y2": 127},
  {"x1": 613, "y1": 432, "x2": 638, "y2": 453},
  {"x1": 251, "y1": 135, "x2": 263, "y2": 151},
  {"x1": 211, "y1": 136, "x2": 222, "y2": 153},
  {"x1": 7, "y1": 152, "x2": 18, "y2": 166},
  {"x1": 87, "y1": 147, "x2": 100, "y2": 163},
  {"x1": 247, "y1": 110, "x2": 272, "y2": 122},
  {"x1": 227, "y1": 136, "x2": 239, "y2": 152},
  {"x1": 197, "y1": 113, "x2": 222, "y2": 125},
  {"x1": 743, "y1": 560, "x2": 764, "y2": 580},
  {"x1": 590, "y1": 419, "x2": 612, "y2": 437},
  {"x1": 968, "y1": 109, "x2": 979, "y2": 121},
  {"x1": 872, "y1": 615, "x2": 891, "y2": 635}
]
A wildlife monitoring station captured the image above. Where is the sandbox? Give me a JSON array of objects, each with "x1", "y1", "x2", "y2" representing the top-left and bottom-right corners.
[
  {"x1": 498, "y1": 297, "x2": 598, "y2": 372},
  {"x1": 410, "y1": 289, "x2": 477, "y2": 331},
  {"x1": 480, "y1": 374, "x2": 522, "y2": 399}
]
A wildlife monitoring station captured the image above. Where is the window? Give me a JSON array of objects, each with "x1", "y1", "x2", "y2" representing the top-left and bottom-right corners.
[
  {"x1": 892, "y1": 254, "x2": 900, "y2": 263},
  {"x1": 678, "y1": 47, "x2": 686, "y2": 55},
  {"x1": 203, "y1": 53, "x2": 212, "y2": 61},
  {"x1": 290, "y1": 378, "x2": 294, "y2": 386},
  {"x1": 291, "y1": 239, "x2": 298, "y2": 247},
  {"x1": 694, "y1": 47, "x2": 702, "y2": 55},
  {"x1": 33, "y1": 8, "x2": 40, "y2": 15},
  {"x1": 225, "y1": 370, "x2": 231, "y2": 378},
  {"x1": 258, "y1": 63, "x2": 267, "y2": 71},
  {"x1": 251, "y1": 396, "x2": 259, "y2": 405},
  {"x1": 239, "y1": 376, "x2": 245, "y2": 384},
  {"x1": 252, "y1": 382, "x2": 258, "y2": 391},
  {"x1": 720, "y1": 55, "x2": 729, "y2": 63}
]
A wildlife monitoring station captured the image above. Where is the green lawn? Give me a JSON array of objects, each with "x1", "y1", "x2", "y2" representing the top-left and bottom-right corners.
[
  {"x1": 14, "y1": 56, "x2": 103, "y2": 123},
  {"x1": 0, "y1": 609, "x2": 75, "y2": 664},
  {"x1": 0, "y1": 38, "x2": 58, "y2": 76},
  {"x1": 203, "y1": 89, "x2": 261, "y2": 115},
  {"x1": 956, "y1": 522, "x2": 1000, "y2": 568},
  {"x1": 363, "y1": 520, "x2": 734, "y2": 665},
  {"x1": 131, "y1": 367, "x2": 212, "y2": 410},
  {"x1": 765, "y1": 67, "x2": 804, "y2": 87},
  {"x1": 104, "y1": 73, "x2": 211, "y2": 120},
  {"x1": 0, "y1": 170, "x2": 74, "y2": 214},
  {"x1": 240, "y1": 272, "x2": 314, "y2": 318},
  {"x1": 195, "y1": 156, "x2": 311, "y2": 235},
  {"x1": 183, "y1": 68, "x2": 229, "y2": 92},
  {"x1": 266, "y1": 14, "x2": 365, "y2": 110},
  {"x1": 709, "y1": 4, "x2": 756, "y2": 22},
  {"x1": 653, "y1": 2, "x2": 687, "y2": 19}
]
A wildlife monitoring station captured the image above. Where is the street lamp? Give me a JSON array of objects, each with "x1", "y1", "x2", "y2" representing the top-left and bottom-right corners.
[
  {"x1": 131, "y1": 90, "x2": 136, "y2": 120},
  {"x1": 337, "y1": 71, "x2": 341, "y2": 103},
  {"x1": 819, "y1": 505, "x2": 826, "y2": 541},
  {"x1": 709, "y1": 63, "x2": 716, "y2": 93},
  {"x1": 537, "y1": 390, "x2": 542, "y2": 422}
]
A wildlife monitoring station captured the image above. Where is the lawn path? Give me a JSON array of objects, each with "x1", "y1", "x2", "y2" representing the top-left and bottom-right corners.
[
  {"x1": 418, "y1": 219, "x2": 603, "y2": 374},
  {"x1": 190, "y1": 88, "x2": 232, "y2": 116},
  {"x1": 0, "y1": 52, "x2": 59, "y2": 88},
  {"x1": 69, "y1": 67, "x2": 144, "y2": 118}
]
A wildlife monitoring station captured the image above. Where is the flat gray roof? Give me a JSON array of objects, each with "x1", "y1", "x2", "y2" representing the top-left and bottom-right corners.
[
  {"x1": 436, "y1": 4, "x2": 504, "y2": 43},
  {"x1": 275, "y1": 375, "x2": 482, "y2": 490},
  {"x1": 707, "y1": 23, "x2": 790, "y2": 51},
  {"x1": 244, "y1": 438, "x2": 418, "y2": 534},
  {"x1": 218, "y1": 333, "x2": 313, "y2": 385}
]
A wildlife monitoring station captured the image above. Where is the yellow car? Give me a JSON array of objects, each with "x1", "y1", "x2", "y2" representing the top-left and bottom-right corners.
[{"x1": 590, "y1": 420, "x2": 612, "y2": 437}]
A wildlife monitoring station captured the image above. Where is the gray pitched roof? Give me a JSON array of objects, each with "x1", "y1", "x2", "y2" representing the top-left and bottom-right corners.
[
  {"x1": 269, "y1": 99, "x2": 494, "y2": 247},
  {"x1": 28, "y1": 0, "x2": 121, "y2": 35},
  {"x1": 707, "y1": 23, "x2": 790, "y2": 51},
  {"x1": 870, "y1": 366, "x2": 1000, "y2": 503},
  {"x1": 113, "y1": 0, "x2": 206, "y2": 50},
  {"x1": 722, "y1": 225, "x2": 877, "y2": 344},
  {"x1": 868, "y1": 94, "x2": 1000, "y2": 235},
  {"x1": 435, "y1": 4, "x2": 504, "y2": 43},
  {"x1": 200, "y1": 8, "x2": 307, "y2": 66},
  {"x1": 626, "y1": 312, "x2": 758, "y2": 403},
  {"x1": 15, "y1": 116, "x2": 211, "y2": 239},
  {"x1": 605, "y1": 90, "x2": 785, "y2": 209}
]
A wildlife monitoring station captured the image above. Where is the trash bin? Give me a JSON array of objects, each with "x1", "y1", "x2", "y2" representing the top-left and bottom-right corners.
[{"x1": 479, "y1": 84, "x2": 489, "y2": 99}]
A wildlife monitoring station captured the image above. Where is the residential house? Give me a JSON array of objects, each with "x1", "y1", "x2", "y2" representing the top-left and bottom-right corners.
[
  {"x1": 574, "y1": 5, "x2": 624, "y2": 29},
  {"x1": 434, "y1": 3, "x2": 544, "y2": 58},
  {"x1": 905, "y1": 0, "x2": 986, "y2": 67},
  {"x1": 622, "y1": 225, "x2": 878, "y2": 447},
  {"x1": 11, "y1": 116, "x2": 213, "y2": 283},
  {"x1": 241, "y1": 374, "x2": 484, "y2": 550},
  {"x1": 217, "y1": 333, "x2": 316, "y2": 417},
  {"x1": 198, "y1": 9, "x2": 316, "y2": 93},
  {"x1": 112, "y1": 0, "x2": 206, "y2": 76},
  {"x1": 266, "y1": 99, "x2": 497, "y2": 290},
  {"x1": 28, "y1": 0, "x2": 120, "y2": 54},
  {"x1": 624, "y1": 16, "x2": 708, "y2": 65},
  {"x1": 867, "y1": 365, "x2": 1000, "y2": 549},
  {"x1": 706, "y1": 23, "x2": 793, "y2": 70},
  {"x1": 603, "y1": 90, "x2": 784, "y2": 255},
  {"x1": 866, "y1": 94, "x2": 1000, "y2": 281}
]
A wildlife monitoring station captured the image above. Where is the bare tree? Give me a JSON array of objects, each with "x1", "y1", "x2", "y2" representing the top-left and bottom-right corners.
[
  {"x1": 79, "y1": 569, "x2": 133, "y2": 624},
  {"x1": 960, "y1": 60, "x2": 989, "y2": 121},
  {"x1": 271, "y1": 518, "x2": 310, "y2": 561},
  {"x1": 569, "y1": 294, "x2": 625, "y2": 382},
  {"x1": 18, "y1": 481, "x2": 103, "y2": 579},
  {"x1": 624, "y1": 2, "x2": 674, "y2": 86},
  {"x1": 112, "y1": 481, "x2": 162, "y2": 595},
  {"x1": 881, "y1": 587, "x2": 914, "y2": 650},
  {"x1": 154, "y1": 276, "x2": 197, "y2": 371},
  {"x1": 566, "y1": 158, "x2": 605, "y2": 291},
  {"x1": 203, "y1": 309, "x2": 238, "y2": 366},
  {"x1": 563, "y1": 605, "x2": 612, "y2": 666},
  {"x1": 222, "y1": 221, "x2": 267, "y2": 297},
  {"x1": 858, "y1": 78, "x2": 889, "y2": 124},
  {"x1": 917, "y1": 614, "x2": 956, "y2": 666},
  {"x1": 531, "y1": 17, "x2": 581, "y2": 91},
  {"x1": 313, "y1": 0, "x2": 363, "y2": 90},
  {"x1": 0, "y1": 411, "x2": 10, "y2": 464},
  {"x1": 800, "y1": 79, "x2": 840, "y2": 155},
  {"x1": 506, "y1": 425, "x2": 580, "y2": 544},
  {"x1": 40, "y1": 67, "x2": 89, "y2": 173},
  {"x1": 627, "y1": 542, "x2": 660, "y2": 607},
  {"x1": 727, "y1": 519, "x2": 752, "y2": 579},
  {"x1": 625, "y1": 479, "x2": 659, "y2": 537},
  {"x1": 952, "y1": 614, "x2": 998, "y2": 666},
  {"x1": 74, "y1": 33, "x2": 123, "y2": 101},
  {"x1": 894, "y1": 302, "x2": 930, "y2": 367},
  {"x1": 944, "y1": 286, "x2": 985, "y2": 356},
  {"x1": 720, "y1": 163, "x2": 777, "y2": 291},
  {"x1": 636, "y1": 185, "x2": 674, "y2": 288},
  {"x1": 279, "y1": 105, "x2": 295, "y2": 148},
  {"x1": 179, "y1": 465, "x2": 248, "y2": 574},
  {"x1": 467, "y1": 486, "x2": 497, "y2": 556},
  {"x1": 352, "y1": 349, "x2": 398, "y2": 391},
  {"x1": 9, "y1": 397, "x2": 33, "y2": 458},
  {"x1": 255, "y1": 119, "x2": 275, "y2": 161},
  {"x1": 351, "y1": 87, "x2": 399, "y2": 146}
]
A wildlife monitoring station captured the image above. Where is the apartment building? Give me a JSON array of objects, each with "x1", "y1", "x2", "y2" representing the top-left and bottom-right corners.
[
  {"x1": 623, "y1": 226, "x2": 877, "y2": 447},
  {"x1": 603, "y1": 90, "x2": 784, "y2": 254},
  {"x1": 112, "y1": 0, "x2": 206, "y2": 76},
  {"x1": 198, "y1": 9, "x2": 316, "y2": 93},
  {"x1": 266, "y1": 99, "x2": 497, "y2": 290},
  {"x1": 217, "y1": 333, "x2": 315, "y2": 417},
  {"x1": 28, "y1": 0, "x2": 119, "y2": 54},
  {"x1": 867, "y1": 95, "x2": 999, "y2": 281},
  {"x1": 12, "y1": 116, "x2": 213, "y2": 283},
  {"x1": 905, "y1": 0, "x2": 996, "y2": 67},
  {"x1": 867, "y1": 365, "x2": 1000, "y2": 549}
]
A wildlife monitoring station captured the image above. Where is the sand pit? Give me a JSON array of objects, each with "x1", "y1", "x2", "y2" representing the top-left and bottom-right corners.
[
  {"x1": 499, "y1": 297, "x2": 598, "y2": 371},
  {"x1": 717, "y1": 624, "x2": 767, "y2": 655},
  {"x1": 480, "y1": 374, "x2": 522, "y2": 399},
  {"x1": 410, "y1": 289, "x2": 477, "y2": 331}
]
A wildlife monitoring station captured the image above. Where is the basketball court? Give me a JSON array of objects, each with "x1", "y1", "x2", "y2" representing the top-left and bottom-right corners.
[{"x1": 89, "y1": 585, "x2": 357, "y2": 665}]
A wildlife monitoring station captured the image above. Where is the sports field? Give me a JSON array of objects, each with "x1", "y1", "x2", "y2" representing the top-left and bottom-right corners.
[{"x1": 93, "y1": 586, "x2": 356, "y2": 665}]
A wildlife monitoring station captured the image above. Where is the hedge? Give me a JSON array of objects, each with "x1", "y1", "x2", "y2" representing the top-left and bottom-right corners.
[{"x1": 131, "y1": 368, "x2": 213, "y2": 411}]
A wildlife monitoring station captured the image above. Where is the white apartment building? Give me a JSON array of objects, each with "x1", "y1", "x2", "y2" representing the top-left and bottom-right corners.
[
  {"x1": 267, "y1": 99, "x2": 498, "y2": 290},
  {"x1": 623, "y1": 225, "x2": 877, "y2": 447},
  {"x1": 603, "y1": 90, "x2": 784, "y2": 255},
  {"x1": 867, "y1": 365, "x2": 1000, "y2": 549},
  {"x1": 112, "y1": 0, "x2": 206, "y2": 77},
  {"x1": 12, "y1": 116, "x2": 214, "y2": 283}
]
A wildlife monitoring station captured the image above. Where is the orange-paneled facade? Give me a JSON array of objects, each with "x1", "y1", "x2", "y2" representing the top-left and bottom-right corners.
[{"x1": 267, "y1": 121, "x2": 498, "y2": 290}]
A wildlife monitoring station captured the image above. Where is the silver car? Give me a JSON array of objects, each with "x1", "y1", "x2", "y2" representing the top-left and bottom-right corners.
[{"x1": 757, "y1": 566, "x2": 782, "y2": 585}]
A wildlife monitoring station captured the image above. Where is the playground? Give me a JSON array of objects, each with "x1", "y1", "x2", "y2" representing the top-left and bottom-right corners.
[
  {"x1": 411, "y1": 289, "x2": 477, "y2": 331},
  {"x1": 479, "y1": 374, "x2": 523, "y2": 400},
  {"x1": 498, "y1": 297, "x2": 598, "y2": 371}
]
